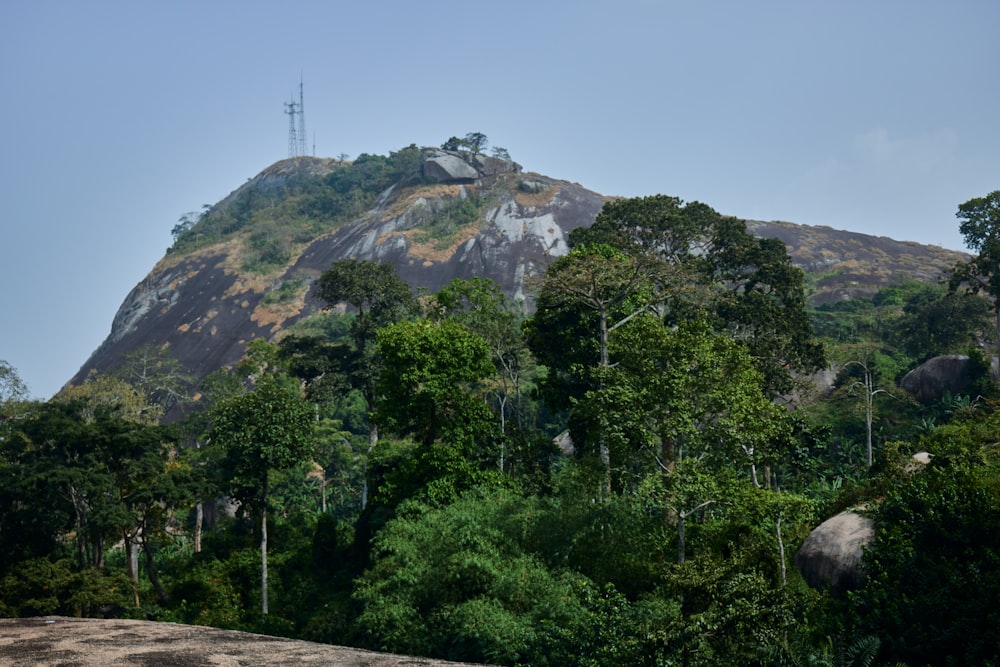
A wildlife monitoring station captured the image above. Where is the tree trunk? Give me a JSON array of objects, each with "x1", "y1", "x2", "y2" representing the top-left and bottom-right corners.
[
  {"x1": 261, "y1": 506, "x2": 268, "y2": 617},
  {"x1": 598, "y1": 306, "x2": 611, "y2": 497},
  {"x1": 775, "y1": 512, "x2": 787, "y2": 588},
  {"x1": 143, "y1": 538, "x2": 171, "y2": 604},
  {"x1": 361, "y1": 423, "x2": 378, "y2": 510},
  {"x1": 126, "y1": 536, "x2": 140, "y2": 608},
  {"x1": 677, "y1": 509, "x2": 686, "y2": 564},
  {"x1": 194, "y1": 502, "x2": 203, "y2": 553}
]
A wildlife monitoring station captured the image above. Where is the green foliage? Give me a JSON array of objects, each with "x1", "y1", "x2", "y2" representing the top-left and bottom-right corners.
[
  {"x1": 568, "y1": 195, "x2": 825, "y2": 395},
  {"x1": 376, "y1": 318, "x2": 496, "y2": 450},
  {"x1": 212, "y1": 375, "x2": 315, "y2": 515},
  {"x1": 167, "y1": 144, "x2": 430, "y2": 272},
  {"x1": 0, "y1": 558, "x2": 133, "y2": 617},
  {"x1": 842, "y1": 408, "x2": 1000, "y2": 665},
  {"x1": 410, "y1": 190, "x2": 486, "y2": 248},
  {"x1": 352, "y1": 488, "x2": 674, "y2": 666}
]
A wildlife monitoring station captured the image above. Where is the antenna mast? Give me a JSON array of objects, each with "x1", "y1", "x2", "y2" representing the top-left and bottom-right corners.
[
  {"x1": 284, "y1": 76, "x2": 307, "y2": 158},
  {"x1": 298, "y1": 75, "x2": 307, "y2": 156},
  {"x1": 284, "y1": 98, "x2": 300, "y2": 158}
]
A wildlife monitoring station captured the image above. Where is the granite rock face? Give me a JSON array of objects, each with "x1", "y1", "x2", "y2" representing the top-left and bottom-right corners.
[
  {"x1": 795, "y1": 509, "x2": 874, "y2": 596},
  {"x1": 0, "y1": 617, "x2": 495, "y2": 666},
  {"x1": 65, "y1": 147, "x2": 970, "y2": 418},
  {"x1": 900, "y1": 354, "x2": 972, "y2": 404},
  {"x1": 68, "y1": 152, "x2": 604, "y2": 416}
]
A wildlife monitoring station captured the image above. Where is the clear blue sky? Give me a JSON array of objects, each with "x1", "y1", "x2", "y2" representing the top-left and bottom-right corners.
[{"x1": 2, "y1": 1, "x2": 998, "y2": 400}]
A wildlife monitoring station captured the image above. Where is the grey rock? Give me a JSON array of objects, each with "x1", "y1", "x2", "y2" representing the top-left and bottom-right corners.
[
  {"x1": 518, "y1": 179, "x2": 548, "y2": 194},
  {"x1": 795, "y1": 509, "x2": 874, "y2": 595},
  {"x1": 0, "y1": 617, "x2": 495, "y2": 666},
  {"x1": 900, "y1": 354, "x2": 972, "y2": 404},
  {"x1": 472, "y1": 153, "x2": 521, "y2": 176},
  {"x1": 423, "y1": 151, "x2": 479, "y2": 182}
]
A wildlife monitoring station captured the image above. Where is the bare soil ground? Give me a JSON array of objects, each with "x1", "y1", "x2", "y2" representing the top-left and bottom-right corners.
[{"x1": 0, "y1": 617, "x2": 493, "y2": 666}]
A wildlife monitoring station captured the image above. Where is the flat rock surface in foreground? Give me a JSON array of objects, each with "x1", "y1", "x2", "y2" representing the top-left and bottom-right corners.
[{"x1": 0, "y1": 617, "x2": 493, "y2": 666}]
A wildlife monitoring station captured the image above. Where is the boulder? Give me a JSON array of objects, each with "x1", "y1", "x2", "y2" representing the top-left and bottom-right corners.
[
  {"x1": 472, "y1": 153, "x2": 521, "y2": 176},
  {"x1": 900, "y1": 354, "x2": 971, "y2": 404},
  {"x1": 423, "y1": 151, "x2": 479, "y2": 182},
  {"x1": 795, "y1": 509, "x2": 874, "y2": 595}
]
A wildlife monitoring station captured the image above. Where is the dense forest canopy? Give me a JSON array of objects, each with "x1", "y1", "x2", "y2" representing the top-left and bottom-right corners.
[{"x1": 3, "y1": 177, "x2": 1000, "y2": 665}]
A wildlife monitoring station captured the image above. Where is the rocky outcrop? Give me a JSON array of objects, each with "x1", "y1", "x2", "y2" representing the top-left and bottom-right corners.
[
  {"x1": 423, "y1": 151, "x2": 479, "y2": 182},
  {"x1": 795, "y1": 509, "x2": 874, "y2": 596},
  {"x1": 65, "y1": 144, "x2": 972, "y2": 413},
  {"x1": 68, "y1": 157, "x2": 604, "y2": 411},
  {"x1": 422, "y1": 150, "x2": 521, "y2": 183},
  {"x1": 0, "y1": 617, "x2": 494, "y2": 666},
  {"x1": 900, "y1": 354, "x2": 972, "y2": 404}
]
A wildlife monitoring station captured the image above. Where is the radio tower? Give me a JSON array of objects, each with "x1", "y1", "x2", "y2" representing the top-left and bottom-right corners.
[
  {"x1": 297, "y1": 76, "x2": 306, "y2": 156},
  {"x1": 284, "y1": 76, "x2": 307, "y2": 158}
]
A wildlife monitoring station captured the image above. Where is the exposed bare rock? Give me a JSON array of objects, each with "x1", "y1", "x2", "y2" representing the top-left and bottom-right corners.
[
  {"x1": 0, "y1": 617, "x2": 494, "y2": 666},
  {"x1": 64, "y1": 150, "x2": 973, "y2": 414},
  {"x1": 745, "y1": 219, "x2": 967, "y2": 304},
  {"x1": 422, "y1": 151, "x2": 480, "y2": 182},
  {"x1": 795, "y1": 509, "x2": 874, "y2": 596},
  {"x1": 899, "y1": 354, "x2": 972, "y2": 404}
]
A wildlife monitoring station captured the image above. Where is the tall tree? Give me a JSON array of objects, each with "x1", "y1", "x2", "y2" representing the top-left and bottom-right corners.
[
  {"x1": 211, "y1": 374, "x2": 314, "y2": 617},
  {"x1": 571, "y1": 195, "x2": 824, "y2": 395},
  {"x1": 949, "y1": 190, "x2": 1000, "y2": 355},
  {"x1": 314, "y1": 262, "x2": 415, "y2": 427},
  {"x1": 431, "y1": 277, "x2": 531, "y2": 441},
  {"x1": 113, "y1": 344, "x2": 194, "y2": 415},
  {"x1": 527, "y1": 243, "x2": 672, "y2": 493},
  {"x1": 374, "y1": 318, "x2": 498, "y2": 505}
]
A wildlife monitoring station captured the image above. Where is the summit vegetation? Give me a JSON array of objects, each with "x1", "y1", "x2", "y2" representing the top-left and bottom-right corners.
[{"x1": 3, "y1": 170, "x2": 1000, "y2": 664}]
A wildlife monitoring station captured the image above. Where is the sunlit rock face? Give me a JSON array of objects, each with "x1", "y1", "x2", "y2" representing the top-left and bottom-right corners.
[
  {"x1": 795, "y1": 510, "x2": 874, "y2": 596},
  {"x1": 66, "y1": 147, "x2": 969, "y2": 420},
  {"x1": 68, "y1": 152, "x2": 606, "y2": 415}
]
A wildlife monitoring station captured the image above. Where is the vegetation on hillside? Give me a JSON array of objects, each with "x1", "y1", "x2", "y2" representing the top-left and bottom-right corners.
[
  {"x1": 2, "y1": 190, "x2": 1000, "y2": 666},
  {"x1": 167, "y1": 134, "x2": 513, "y2": 274}
]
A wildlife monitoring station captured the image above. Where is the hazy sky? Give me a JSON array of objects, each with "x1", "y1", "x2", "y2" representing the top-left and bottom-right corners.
[{"x1": 2, "y1": 1, "x2": 998, "y2": 400}]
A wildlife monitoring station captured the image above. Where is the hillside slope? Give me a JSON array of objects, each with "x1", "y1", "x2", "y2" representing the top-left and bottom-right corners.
[{"x1": 67, "y1": 147, "x2": 968, "y2": 402}]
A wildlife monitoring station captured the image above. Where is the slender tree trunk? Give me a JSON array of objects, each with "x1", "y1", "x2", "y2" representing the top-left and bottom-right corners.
[
  {"x1": 677, "y1": 509, "x2": 686, "y2": 564},
  {"x1": 143, "y1": 538, "x2": 171, "y2": 604},
  {"x1": 598, "y1": 307, "x2": 611, "y2": 497},
  {"x1": 776, "y1": 512, "x2": 787, "y2": 588},
  {"x1": 361, "y1": 423, "x2": 378, "y2": 510},
  {"x1": 126, "y1": 536, "x2": 140, "y2": 608},
  {"x1": 194, "y1": 502, "x2": 203, "y2": 553},
  {"x1": 261, "y1": 505, "x2": 268, "y2": 617}
]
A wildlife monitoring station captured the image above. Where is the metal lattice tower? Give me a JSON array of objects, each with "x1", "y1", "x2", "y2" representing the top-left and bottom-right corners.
[
  {"x1": 297, "y1": 77, "x2": 306, "y2": 156},
  {"x1": 284, "y1": 98, "x2": 300, "y2": 158},
  {"x1": 284, "y1": 77, "x2": 307, "y2": 158}
]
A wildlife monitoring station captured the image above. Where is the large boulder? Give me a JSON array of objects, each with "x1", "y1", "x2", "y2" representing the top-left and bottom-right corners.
[
  {"x1": 795, "y1": 509, "x2": 874, "y2": 595},
  {"x1": 900, "y1": 354, "x2": 972, "y2": 404},
  {"x1": 422, "y1": 150, "x2": 480, "y2": 182}
]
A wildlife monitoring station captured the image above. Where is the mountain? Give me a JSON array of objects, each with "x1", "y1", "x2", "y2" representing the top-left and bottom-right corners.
[{"x1": 67, "y1": 146, "x2": 969, "y2": 406}]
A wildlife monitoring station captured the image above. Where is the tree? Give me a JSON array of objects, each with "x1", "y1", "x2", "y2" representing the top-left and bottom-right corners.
[
  {"x1": 112, "y1": 344, "x2": 194, "y2": 415},
  {"x1": 570, "y1": 195, "x2": 824, "y2": 395},
  {"x1": 463, "y1": 132, "x2": 488, "y2": 156},
  {"x1": 892, "y1": 281, "x2": 991, "y2": 361},
  {"x1": 490, "y1": 146, "x2": 512, "y2": 161},
  {"x1": 527, "y1": 243, "x2": 679, "y2": 493},
  {"x1": 312, "y1": 259, "x2": 417, "y2": 506},
  {"x1": 374, "y1": 318, "x2": 499, "y2": 506},
  {"x1": 589, "y1": 315, "x2": 788, "y2": 546},
  {"x1": 431, "y1": 278, "x2": 532, "y2": 458},
  {"x1": 950, "y1": 190, "x2": 1000, "y2": 355},
  {"x1": 211, "y1": 374, "x2": 314, "y2": 617}
]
